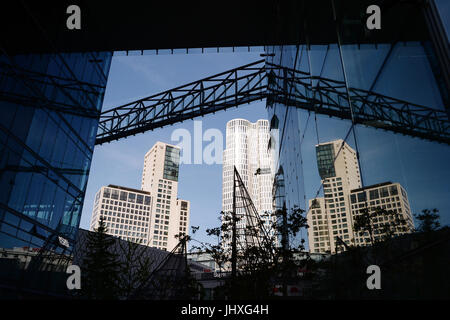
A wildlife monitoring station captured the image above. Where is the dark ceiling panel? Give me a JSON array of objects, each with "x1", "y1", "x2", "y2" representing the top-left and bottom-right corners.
[{"x1": 0, "y1": 0, "x2": 429, "y2": 55}]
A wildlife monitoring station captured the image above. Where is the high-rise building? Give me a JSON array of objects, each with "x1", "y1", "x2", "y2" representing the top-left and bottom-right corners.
[
  {"x1": 221, "y1": 119, "x2": 276, "y2": 252},
  {"x1": 307, "y1": 139, "x2": 361, "y2": 254},
  {"x1": 89, "y1": 185, "x2": 152, "y2": 245},
  {"x1": 307, "y1": 140, "x2": 414, "y2": 254},
  {"x1": 141, "y1": 141, "x2": 190, "y2": 251},
  {"x1": 89, "y1": 141, "x2": 190, "y2": 251}
]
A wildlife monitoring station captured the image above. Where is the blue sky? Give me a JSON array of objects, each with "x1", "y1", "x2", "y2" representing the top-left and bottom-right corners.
[{"x1": 80, "y1": 51, "x2": 269, "y2": 246}]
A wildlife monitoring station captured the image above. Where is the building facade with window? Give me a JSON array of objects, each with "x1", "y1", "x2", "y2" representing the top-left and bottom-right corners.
[
  {"x1": 266, "y1": 0, "x2": 449, "y2": 257},
  {"x1": 350, "y1": 182, "x2": 414, "y2": 246},
  {"x1": 89, "y1": 185, "x2": 152, "y2": 245},
  {"x1": 141, "y1": 141, "x2": 190, "y2": 251},
  {"x1": 0, "y1": 51, "x2": 112, "y2": 296},
  {"x1": 222, "y1": 119, "x2": 276, "y2": 253},
  {"x1": 307, "y1": 139, "x2": 361, "y2": 254},
  {"x1": 307, "y1": 140, "x2": 414, "y2": 254}
]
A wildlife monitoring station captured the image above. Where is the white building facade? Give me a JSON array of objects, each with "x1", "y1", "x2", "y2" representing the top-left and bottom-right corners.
[
  {"x1": 90, "y1": 185, "x2": 152, "y2": 245},
  {"x1": 350, "y1": 182, "x2": 414, "y2": 246},
  {"x1": 90, "y1": 141, "x2": 190, "y2": 252},
  {"x1": 141, "y1": 141, "x2": 190, "y2": 251},
  {"x1": 222, "y1": 119, "x2": 276, "y2": 252}
]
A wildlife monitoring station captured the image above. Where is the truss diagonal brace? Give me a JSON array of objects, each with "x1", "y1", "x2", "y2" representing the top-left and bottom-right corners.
[{"x1": 95, "y1": 60, "x2": 450, "y2": 145}]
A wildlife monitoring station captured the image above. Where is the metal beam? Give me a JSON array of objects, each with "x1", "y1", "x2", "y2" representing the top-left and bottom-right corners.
[
  {"x1": 96, "y1": 60, "x2": 450, "y2": 145},
  {"x1": 268, "y1": 63, "x2": 450, "y2": 144},
  {"x1": 96, "y1": 59, "x2": 268, "y2": 144}
]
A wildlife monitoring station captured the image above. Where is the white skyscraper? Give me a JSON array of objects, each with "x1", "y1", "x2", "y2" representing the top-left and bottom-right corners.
[
  {"x1": 307, "y1": 139, "x2": 361, "y2": 254},
  {"x1": 141, "y1": 141, "x2": 190, "y2": 252},
  {"x1": 222, "y1": 119, "x2": 276, "y2": 253}
]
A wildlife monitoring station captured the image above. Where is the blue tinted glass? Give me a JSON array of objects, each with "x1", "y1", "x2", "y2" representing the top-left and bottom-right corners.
[{"x1": 0, "y1": 51, "x2": 112, "y2": 257}]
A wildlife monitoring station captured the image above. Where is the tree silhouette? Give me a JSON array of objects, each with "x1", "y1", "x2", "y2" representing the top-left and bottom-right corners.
[
  {"x1": 117, "y1": 239, "x2": 154, "y2": 299},
  {"x1": 414, "y1": 208, "x2": 441, "y2": 233},
  {"x1": 80, "y1": 218, "x2": 121, "y2": 299},
  {"x1": 353, "y1": 207, "x2": 408, "y2": 246},
  {"x1": 190, "y1": 205, "x2": 312, "y2": 299}
]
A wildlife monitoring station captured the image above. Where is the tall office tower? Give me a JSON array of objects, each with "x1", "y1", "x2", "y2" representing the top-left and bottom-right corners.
[
  {"x1": 307, "y1": 139, "x2": 362, "y2": 254},
  {"x1": 222, "y1": 119, "x2": 276, "y2": 253},
  {"x1": 90, "y1": 185, "x2": 152, "y2": 245},
  {"x1": 349, "y1": 182, "x2": 414, "y2": 246},
  {"x1": 308, "y1": 140, "x2": 415, "y2": 254},
  {"x1": 141, "y1": 141, "x2": 190, "y2": 251}
]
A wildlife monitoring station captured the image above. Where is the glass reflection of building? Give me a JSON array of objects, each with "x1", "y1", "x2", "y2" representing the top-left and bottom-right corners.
[
  {"x1": 316, "y1": 144, "x2": 336, "y2": 179},
  {"x1": 0, "y1": 52, "x2": 112, "y2": 295},
  {"x1": 266, "y1": 1, "x2": 449, "y2": 249},
  {"x1": 164, "y1": 145, "x2": 181, "y2": 181}
]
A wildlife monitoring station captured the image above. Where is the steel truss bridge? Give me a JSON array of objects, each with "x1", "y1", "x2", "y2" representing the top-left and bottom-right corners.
[{"x1": 95, "y1": 59, "x2": 450, "y2": 146}]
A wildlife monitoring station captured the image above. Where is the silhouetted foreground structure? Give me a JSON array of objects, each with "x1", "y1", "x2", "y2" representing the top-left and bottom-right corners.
[
  {"x1": 309, "y1": 227, "x2": 450, "y2": 299},
  {"x1": 1, "y1": 227, "x2": 448, "y2": 299},
  {"x1": 74, "y1": 229, "x2": 200, "y2": 299},
  {"x1": 0, "y1": 229, "x2": 204, "y2": 299}
]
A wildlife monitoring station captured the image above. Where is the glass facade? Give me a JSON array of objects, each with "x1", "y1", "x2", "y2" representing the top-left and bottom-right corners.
[
  {"x1": 163, "y1": 146, "x2": 180, "y2": 181},
  {"x1": 0, "y1": 51, "x2": 112, "y2": 294},
  {"x1": 266, "y1": 1, "x2": 450, "y2": 249},
  {"x1": 316, "y1": 144, "x2": 336, "y2": 179}
]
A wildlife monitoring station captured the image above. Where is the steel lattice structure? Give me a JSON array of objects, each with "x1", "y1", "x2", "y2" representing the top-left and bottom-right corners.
[
  {"x1": 96, "y1": 60, "x2": 450, "y2": 145},
  {"x1": 267, "y1": 63, "x2": 450, "y2": 144},
  {"x1": 96, "y1": 60, "x2": 268, "y2": 145},
  {"x1": 228, "y1": 166, "x2": 275, "y2": 277}
]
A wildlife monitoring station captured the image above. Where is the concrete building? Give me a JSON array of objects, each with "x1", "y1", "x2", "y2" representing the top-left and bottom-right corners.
[
  {"x1": 350, "y1": 182, "x2": 414, "y2": 246},
  {"x1": 308, "y1": 139, "x2": 361, "y2": 254},
  {"x1": 141, "y1": 141, "x2": 190, "y2": 251},
  {"x1": 307, "y1": 140, "x2": 414, "y2": 254},
  {"x1": 90, "y1": 185, "x2": 152, "y2": 245},
  {"x1": 222, "y1": 119, "x2": 276, "y2": 252},
  {"x1": 187, "y1": 251, "x2": 219, "y2": 272},
  {"x1": 90, "y1": 142, "x2": 190, "y2": 252}
]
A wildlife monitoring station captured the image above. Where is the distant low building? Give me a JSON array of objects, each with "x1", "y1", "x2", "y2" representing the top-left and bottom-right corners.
[
  {"x1": 187, "y1": 251, "x2": 218, "y2": 272},
  {"x1": 73, "y1": 228, "x2": 190, "y2": 299},
  {"x1": 90, "y1": 185, "x2": 152, "y2": 245},
  {"x1": 350, "y1": 182, "x2": 414, "y2": 246}
]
